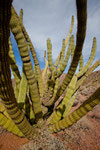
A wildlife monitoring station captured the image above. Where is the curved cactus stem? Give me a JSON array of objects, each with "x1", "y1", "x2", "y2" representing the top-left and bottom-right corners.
[
  {"x1": 48, "y1": 75, "x2": 77, "y2": 124},
  {"x1": 54, "y1": 16, "x2": 74, "y2": 68},
  {"x1": 0, "y1": 112, "x2": 24, "y2": 137},
  {"x1": 49, "y1": 87, "x2": 100, "y2": 133},
  {"x1": 54, "y1": 51, "x2": 62, "y2": 68},
  {"x1": 57, "y1": 35, "x2": 73, "y2": 77},
  {"x1": 65, "y1": 16, "x2": 74, "y2": 47},
  {"x1": 75, "y1": 59, "x2": 100, "y2": 93},
  {"x1": 42, "y1": 50, "x2": 48, "y2": 83},
  {"x1": 0, "y1": 102, "x2": 24, "y2": 137},
  {"x1": 70, "y1": 35, "x2": 75, "y2": 62},
  {"x1": 19, "y1": 8, "x2": 23, "y2": 23},
  {"x1": 53, "y1": 78, "x2": 59, "y2": 97},
  {"x1": 10, "y1": 6, "x2": 43, "y2": 122},
  {"x1": 77, "y1": 37, "x2": 96, "y2": 78},
  {"x1": 47, "y1": 38, "x2": 54, "y2": 72},
  {"x1": 52, "y1": 0, "x2": 87, "y2": 103},
  {"x1": 57, "y1": 39, "x2": 66, "y2": 75},
  {"x1": 0, "y1": 1, "x2": 40, "y2": 139},
  {"x1": 19, "y1": 15, "x2": 44, "y2": 99},
  {"x1": 79, "y1": 53, "x2": 84, "y2": 71},
  {"x1": 17, "y1": 71, "x2": 27, "y2": 106},
  {"x1": 9, "y1": 38, "x2": 21, "y2": 99},
  {"x1": 63, "y1": 91, "x2": 78, "y2": 117}
]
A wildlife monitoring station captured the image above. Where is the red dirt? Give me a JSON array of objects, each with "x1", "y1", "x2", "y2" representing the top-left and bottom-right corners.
[{"x1": 0, "y1": 132, "x2": 29, "y2": 150}]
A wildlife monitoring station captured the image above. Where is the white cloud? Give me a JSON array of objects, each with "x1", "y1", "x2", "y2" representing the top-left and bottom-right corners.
[{"x1": 13, "y1": 0, "x2": 100, "y2": 69}]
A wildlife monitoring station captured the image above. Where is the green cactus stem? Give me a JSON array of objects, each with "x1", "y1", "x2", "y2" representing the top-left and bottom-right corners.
[
  {"x1": 48, "y1": 75, "x2": 77, "y2": 124},
  {"x1": 0, "y1": 0, "x2": 40, "y2": 139},
  {"x1": 77, "y1": 37, "x2": 96, "y2": 78},
  {"x1": 54, "y1": 16, "x2": 74, "y2": 68},
  {"x1": 49, "y1": 87, "x2": 100, "y2": 133},
  {"x1": 17, "y1": 71, "x2": 27, "y2": 106},
  {"x1": 19, "y1": 11, "x2": 44, "y2": 99},
  {"x1": 79, "y1": 53, "x2": 84, "y2": 71},
  {"x1": 42, "y1": 51, "x2": 48, "y2": 83},
  {"x1": 19, "y1": 8, "x2": 23, "y2": 23},
  {"x1": 9, "y1": 38, "x2": 21, "y2": 99},
  {"x1": 10, "y1": 6, "x2": 43, "y2": 123},
  {"x1": 47, "y1": 38, "x2": 54, "y2": 72},
  {"x1": 51, "y1": 0, "x2": 87, "y2": 104}
]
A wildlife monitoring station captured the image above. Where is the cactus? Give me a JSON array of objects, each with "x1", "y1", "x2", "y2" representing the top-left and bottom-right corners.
[{"x1": 0, "y1": 0, "x2": 100, "y2": 139}]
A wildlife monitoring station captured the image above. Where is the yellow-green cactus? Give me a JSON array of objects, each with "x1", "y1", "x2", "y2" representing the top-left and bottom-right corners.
[
  {"x1": 0, "y1": 0, "x2": 39, "y2": 139},
  {"x1": 77, "y1": 37, "x2": 96, "y2": 78},
  {"x1": 51, "y1": 0, "x2": 87, "y2": 104},
  {"x1": 10, "y1": 6, "x2": 43, "y2": 122},
  {"x1": 54, "y1": 15, "x2": 74, "y2": 69},
  {"x1": 49, "y1": 87, "x2": 100, "y2": 133},
  {"x1": 47, "y1": 38, "x2": 54, "y2": 72},
  {"x1": 0, "y1": 0, "x2": 100, "y2": 139},
  {"x1": 9, "y1": 38, "x2": 21, "y2": 99},
  {"x1": 79, "y1": 53, "x2": 84, "y2": 71},
  {"x1": 19, "y1": 14, "x2": 44, "y2": 99},
  {"x1": 48, "y1": 75, "x2": 77, "y2": 124}
]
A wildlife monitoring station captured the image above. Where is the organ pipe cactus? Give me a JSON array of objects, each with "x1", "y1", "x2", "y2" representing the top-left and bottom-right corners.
[{"x1": 0, "y1": 0, "x2": 100, "y2": 140}]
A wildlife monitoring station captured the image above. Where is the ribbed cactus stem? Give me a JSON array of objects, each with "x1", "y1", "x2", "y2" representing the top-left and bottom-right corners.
[
  {"x1": 77, "y1": 37, "x2": 96, "y2": 78},
  {"x1": 42, "y1": 50, "x2": 48, "y2": 82},
  {"x1": 52, "y1": 0, "x2": 87, "y2": 103},
  {"x1": 71, "y1": 35, "x2": 75, "y2": 62},
  {"x1": 79, "y1": 53, "x2": 84, "y2": 71},
  {"x1": 0, "y1": 1, "x2": 40, "y2": 139},
  {"x1": 57, "y1": 35, "x2": 73, "y2": 77},
  {"x1": 19, "y1": 9, "x2": 23, "y2": 23},
  {"x1": 47, "y1": 38, "x2": 54, "y2": 72},
  {"x1": 9, "y1": 37, "x2": 21, "y2": 99},
  {"x1": 49, "y1": 75, "x2": 77, "y2": 124},
  {"x1": 10, "y1": 6, "x2": 43, "y2": 122},
  {"x1": 57, "y1": 39, "x2": 66, "y2": 74},
  {"x1": 49, "y1": 87, "x2": 100, "y2": 133},
  {"x1": 54, "y1": 16, "x2": 74, "y2": 68},
  {"x1": 19, "y1": 10, "x2": 44, "y2": 99},
  {"x1": 17, "y1": 71, "x2": 27, "y2": 105}
]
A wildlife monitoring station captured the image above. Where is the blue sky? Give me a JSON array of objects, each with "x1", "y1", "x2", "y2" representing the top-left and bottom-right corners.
[{"x1": 11, "y1": 0, "x2": 100, "y2": 77}]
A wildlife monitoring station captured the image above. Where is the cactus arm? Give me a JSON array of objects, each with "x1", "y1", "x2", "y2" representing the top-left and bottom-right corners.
[
  {"x1": 57, "y1": 36, "x2": 73, "y2": 77},
  {"x1": 54, "y1": 16, "x2": 74, "y2": 68},
  {"x1": 57, "y1": 39, "x2": 66, "y2": 75},
  {"x1": 42, "y1": 51, "x2": 48, "y2": 82},
  {"x1": 19, "y1": 15, "x2": 44, "y2": 99},
  {"x1": 10, "y1": 6, "x2": 43, "y2": 122},
  {"x1": 54, "y1": 52, "x2": 62, "y2": 68},
  {"x1": 9, "y1": 38, "x2": 21, "y2": 99},
  {"x1": 0, "y1": 1, "x2": 39, "y2": 139},
  {"x1": 70, "y1": 35, "x2": 75, "y2": 62},
  {"x1": 79, "y1": 53, "x2": 84, "y2": 71},
  {"x1": 53, "y1": 78, "x2": 59, "y2": 97},
  {"x1": 47, "y1": 38, "x2": 54, "y2": 72},
  {"x1": 17, "y1": 71, "x2": 27, "y2": 105},
  {"x1": 0, "y1": 102, "x2": 24, "y2": 137},
  {"x1": 49, "y1": 75, "x2": 77, "y2": 124},
  {"x1": 75, "y1": 59, "x2": 100, "y2": 93},
  {"x1": 52, "y1": 0, "x2": 87, "y2": 103},
  {"x1": 77, "y1": 37, "x2": 96, "y2": 78},
  {"x1": 49, "y1": 87, "x2": 100, "y2": 133},
  {"x1": 19, "y1": 8, "x2": 23, "y2": 23},
  {"x1": 65, "y1": 16, "x2": 74, "y2": 47},
  {"x1": 63, "y1": 91, "x2": 77, "y2": 117},
  {"x1": 0, "y1": 112, "x2": 24, "y2": 137}
]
